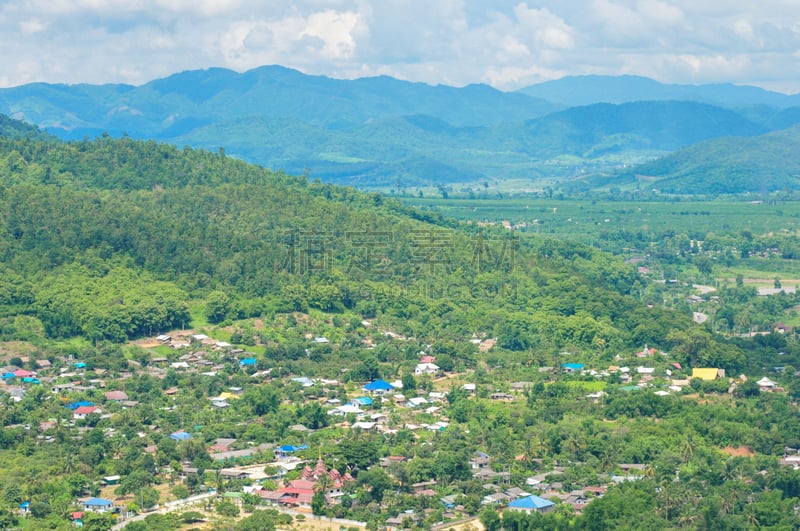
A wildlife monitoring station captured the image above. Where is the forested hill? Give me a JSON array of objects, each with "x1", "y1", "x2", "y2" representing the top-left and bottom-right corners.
[
  {"x1": 0, "y1": 119, "x2": 746, "y2": 371},
  {"x1": 619, "y1": 124, "x2": 800, "y2": 194},
  {"x1": 0, "y1": 114, "x2": 50, "y2": 139}
]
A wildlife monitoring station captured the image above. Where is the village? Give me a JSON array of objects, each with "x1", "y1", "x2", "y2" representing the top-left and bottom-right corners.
[{"x1": 1, "y1": 314, "x2": 796, "y2": 530}]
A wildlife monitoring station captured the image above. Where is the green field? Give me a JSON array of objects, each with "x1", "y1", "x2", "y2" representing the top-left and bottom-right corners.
[{"x1": 401, "y1": 197, "x2": 800, "y2": 243}]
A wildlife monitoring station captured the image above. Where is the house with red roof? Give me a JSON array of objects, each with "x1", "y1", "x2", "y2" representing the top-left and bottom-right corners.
[
  {"x1": 104, "y1": 390, "x2": 128, "y2": 401},
  {"x1": 73, "y1": 406, "x2": 100, "y2": 419}
]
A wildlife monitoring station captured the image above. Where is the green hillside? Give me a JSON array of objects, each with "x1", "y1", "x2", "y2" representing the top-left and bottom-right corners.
[
  {"x1": 0, "y1": 117, "x2": 717, "y2": 360},
  {"x1": 175, "y1": 101, "x2": 772, "y2": 187},
  {"x1": 622, "y1": 125, "x2": 800, "y2": 194}
]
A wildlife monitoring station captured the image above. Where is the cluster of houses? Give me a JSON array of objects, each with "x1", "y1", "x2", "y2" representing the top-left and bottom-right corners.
[
  {"x1": 551, "y1": 344, "x2": 789, "y2": 397},
  {"x1": 4, "y1": 325, "x2": 796, "y2": 528}
]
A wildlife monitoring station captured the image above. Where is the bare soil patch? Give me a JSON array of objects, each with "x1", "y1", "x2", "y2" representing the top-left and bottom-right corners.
[{"x1": 720, "y1": 446, "x2": 755, "y2": 457}]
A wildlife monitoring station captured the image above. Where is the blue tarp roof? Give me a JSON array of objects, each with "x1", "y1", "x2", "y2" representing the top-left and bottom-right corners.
[
  {"x1": 2, "y1": 373, "x2": 14, "y2": 379},
  {"x1": 562, "y1": 363, "x2": 585, "y2": 370},
  {"x1": 170, "y1": 431, "x2": 192, "y2": 441},
  {"x1": 508, "y1": 495, "x2": 556, "y2": 510},
  {"x1": 239, "y1": 358, "x2": 257, "y2": 366},
  {"x1": 278, "y1": 444, "x2": 308, "y2": 453},
  {"x1": 351, "y1": 397, "x2": 373, "y2": 406},
  {"x1": 363, "y1": 379, "x2": 394, "y2": 391}
]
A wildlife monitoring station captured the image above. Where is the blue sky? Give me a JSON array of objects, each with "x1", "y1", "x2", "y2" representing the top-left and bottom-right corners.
[{"x1": 2, "y1": 0, "x2": 800, "y2": 92}]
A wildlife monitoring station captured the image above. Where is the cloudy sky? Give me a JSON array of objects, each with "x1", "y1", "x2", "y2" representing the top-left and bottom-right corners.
[{"x1": 2, "y1": 0, "x2": 800, "y2": 93}]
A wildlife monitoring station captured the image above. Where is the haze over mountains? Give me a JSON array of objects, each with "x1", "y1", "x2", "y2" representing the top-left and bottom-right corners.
[
  {"x1": 517, "y1": 75, "x2": 800, "y2": 109},
  {"x1": 1, "y1": 65, "x2": 799, "y2": 194}
]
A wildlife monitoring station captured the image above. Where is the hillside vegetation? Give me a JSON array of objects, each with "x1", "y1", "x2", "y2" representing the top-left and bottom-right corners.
[
  {"x1": 618, "y1": 125, "x2": 800, "y2": 194},
  {"x1": 0, "y1": 121, "x2": 712, "y2": 362}
]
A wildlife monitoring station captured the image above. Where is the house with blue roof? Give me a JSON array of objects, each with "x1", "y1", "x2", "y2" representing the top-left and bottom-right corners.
[
  {"x1": 239, "y1": 358, "x2": 257, "y2": 367},
  {"x1": 170, "y1": 431, "x2": 192, "y2": 441},
  {"x1": 274, "y1": 443, "x2": 308, "y2": 458},
  {"x1": 562, "y1": 363, "x2": 585, "y2": 374},
  {"x1": 507, "y1": 494, "x2": 556, "y2": 514},
  {"x1": 82, "y1": 498, "x2": 114, "y2": 513},
  {"x1": 350, "y1": 396, "x2": 373, "y2": 407},
  {"x1": 19, "y1": 501, "x2": 30, "y2": 514},
  {"x1": 362, "y1": 379, "x2": 394, "y2": 395}
]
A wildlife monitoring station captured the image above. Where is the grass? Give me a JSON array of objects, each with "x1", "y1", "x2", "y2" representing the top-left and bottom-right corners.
[
  {"x1": 188, "y1": 301, "x2": 210, "y2": 329},
  {"x1": 150, "y1": 345, "x2": 174, "y2": 356},
  {"x1": 715, "y1": 263, "x2": 800, "y2": 282},
  {"x1": 564, "y1": 380, "x2": 607, "y2": 392}
]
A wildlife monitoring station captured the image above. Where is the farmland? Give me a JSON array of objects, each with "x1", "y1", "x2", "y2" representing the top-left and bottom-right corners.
[{"x1": 401, "y1": 197, "x2": 800, "y2": 245}]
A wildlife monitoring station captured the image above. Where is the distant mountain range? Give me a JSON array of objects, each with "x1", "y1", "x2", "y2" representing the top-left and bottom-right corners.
[
  {"x1": 1, "y1": 66, "x2": 799, "y2": 193},
  {"x1": 517, "y1": 74, "x2": 800, "y2": 109}
]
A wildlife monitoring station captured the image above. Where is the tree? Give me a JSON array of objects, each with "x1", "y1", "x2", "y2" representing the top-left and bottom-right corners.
[
  {"x1": 171, "y1": 484, "x2": 190, "y2": 500},
  {"x1": 694, "y1": 255, "x2": 713, "y2": 278},
  {"x1": 216, "y1": 500, "x2": 240, "y2": 517},
  {"x1": 205, "y1": 290, "x2": 231, "y2": 324},
  {"x1": 480, "y1": 507, "x2": 501, "y2": 531},
  {"x1": 311, "y1": 490, "x2": 326, "y2": 516},
  {"x1": 138, "y1": 486, "x2": 159, "y2": 510},
  {"x1": 82, "y1": 512, "x2": 117, "y2": 531},
  {"x1": 243, "y1": 385, "x2": 280, "y2": 416},
  {"x1": 401, "y1": 372, "x2": 417, "y2": 391},
  {"x1": 29, "y1": 500, "x2": 50, "y2": 519},
  {"x1": 338, "y1": 435, "x2": 381, "y2": 470},
  {"x1": 357, "y1": 468, "x2": 394, "y2": 503}
]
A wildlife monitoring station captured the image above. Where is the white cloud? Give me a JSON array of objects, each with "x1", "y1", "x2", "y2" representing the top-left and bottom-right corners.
[
  {"x1": 19, "y1": 19, "x2": 47, "y2": 34},
  {"x1": 733, "y1": 19, "x2": 756, "y2": 41},
  {"x1": 513, "y1": 4, "x2": 575, "y2": 50},
  {"x1": 302, "y1": 10, "x2": 362, "y2": 59},
  {"x1": 0, "y1": 0, "x2": 799, "y2": 92},
  {"x1": 637, "y1": 0, "x2": 684, "y2": 25}
]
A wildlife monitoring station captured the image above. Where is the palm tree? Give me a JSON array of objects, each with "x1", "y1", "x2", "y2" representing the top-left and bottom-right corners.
[
  {"x1": 110, "y1": 436, "x2": 126, "y2": 461},
  {"x1": 563, "y1": 432, "x2": 586, "y2": 461},
  {"x1": 743, "y1": 508, "x2": 760, "y2": 529},
  {"x1": 679, "y1": 434, "x2": 695, "y2": 463},
  {"x1": 532, "y1": 433, "x2": 550, "y2": 458},
  {"x1": 518, "y1": 437, "x2": 535, "y2": 471},
  {"x1": 314, "y1": 473, "x2": 333, "y2": 494}
]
